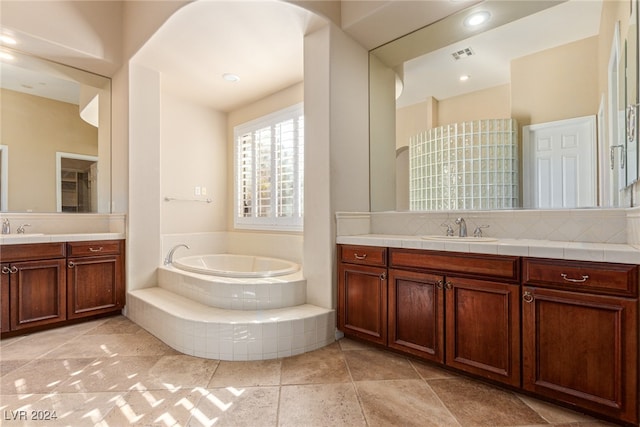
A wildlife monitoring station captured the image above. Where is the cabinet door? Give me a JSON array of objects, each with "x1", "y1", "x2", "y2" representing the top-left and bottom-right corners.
[
  {"x1": 67, "y1": 255, "x2": 124, "y2": 319},
  {"x1": 10, "y1": 259, "x2": 66, "y2": 330},
  {"x1": 522, "y1": 286, "x2": 638, "y2": 424},
  {"x1": 1, "y1": 264, "x2": 10, "y2": 333},
  {"x1": 445, "y1": 276, "x2": 521, "y2": 387},
  {"x1": 338, "y1": 263, "x2": 387, "y2": 345},
  {"x1": 388, "y1": 269, "x2": 444, "y2": 363}
]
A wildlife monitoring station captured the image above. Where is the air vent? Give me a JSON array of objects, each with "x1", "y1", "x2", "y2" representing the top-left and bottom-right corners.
[{"x1": 451, "y1": 47, "x2": 474, "y2": 60}]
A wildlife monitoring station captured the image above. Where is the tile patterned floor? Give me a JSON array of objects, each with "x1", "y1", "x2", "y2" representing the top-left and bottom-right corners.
[{"x1": 0, "y1": 315, "x2": 618, "y2": 426}]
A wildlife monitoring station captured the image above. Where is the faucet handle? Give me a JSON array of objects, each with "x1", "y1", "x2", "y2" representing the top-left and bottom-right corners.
[
  {"x1": 17, "y1": 224, "x2": 31, "y2": 234},
  {"x1": 473, "y1": 225, "x2": 490, "y2": 238},
  {"x1": 440, "y1": 222, "x2": 454, "y2": 237}
]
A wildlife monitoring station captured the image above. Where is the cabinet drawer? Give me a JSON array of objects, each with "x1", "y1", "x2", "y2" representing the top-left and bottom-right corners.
[
  {"x1": 0, "y1": 243, "x2": 65, "y2": 262},
  {"x1": 67, "y1": 240, "x2": 122, "y2": 257},
  {"x1": 522, "y1": 258, "x2": 638, "y2": 297},
  {"x1": 339, "y1": 245, "x2": 387, "y2": 267},
  {"x1": 390, "y1": 248, "x2": 519, "y2": 282}
]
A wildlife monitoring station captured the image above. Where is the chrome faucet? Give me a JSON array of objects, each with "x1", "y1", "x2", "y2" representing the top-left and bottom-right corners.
[
  {"x1": 16, "y1": 224, "x2": 31, "y2": 234},
  {"x1": 1, "y1": 219, "x2": 9, "y2": 234},
  {"x1": 164, "y1": 244, "x2": 190, "y2": 265},
  {"x1": 455, "y1": 217, "x2": 467, "y2": 238}
]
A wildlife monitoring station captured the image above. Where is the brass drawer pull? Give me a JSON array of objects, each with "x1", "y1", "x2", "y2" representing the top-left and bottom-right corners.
[
  {"x1": 68, "y1": 262, "x2": 75, "y2": 269},
  {"x1": 561, "y1": 273, "x2": 589, "y2": 283},
  {"x1": 523, "y1": 291, "x2": 534, "y2": 303},
  {"x1": 89, "y1": 247, "x2": 104, "y2": 252},
  {"x1": 353, "y1": 253, "x2": 367, "y2": 260}
]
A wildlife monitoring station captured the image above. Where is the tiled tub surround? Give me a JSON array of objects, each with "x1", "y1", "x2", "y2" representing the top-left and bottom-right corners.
[
  {"x1": 128, "y1": 231, "x2": 333, "y2": 361},
  {"x1": 127, "y1": 289, "x2": 335, "y2": 361},
  {"x1": 157, "y1": 265, "x2": 307, "y2": 310}
]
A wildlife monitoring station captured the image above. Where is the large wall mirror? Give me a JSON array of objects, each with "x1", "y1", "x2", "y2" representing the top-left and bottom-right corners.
[
  {"x1": 370, "y1": 0, "x2": 640, "y2": 212},
  {"x1": 0, "y1": 48, "x2": 111, "y2": 213}
]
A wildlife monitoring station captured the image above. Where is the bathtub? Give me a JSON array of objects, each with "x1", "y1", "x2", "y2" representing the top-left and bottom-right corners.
[{"x1": 172, "y1": 254, "x2": 299, "y2": 278}]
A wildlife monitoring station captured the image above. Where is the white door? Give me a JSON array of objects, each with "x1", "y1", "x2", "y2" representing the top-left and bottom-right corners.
[{"x1": 523, "y1": 116, "x2": 596, "y2": 209}]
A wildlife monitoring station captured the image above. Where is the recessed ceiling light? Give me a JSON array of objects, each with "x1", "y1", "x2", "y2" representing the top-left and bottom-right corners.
[
  {"x1": 459, "y1": 75, "x2": 470, "y2": 81},
  {"x1": 464, "y1": 11, "x2": 491, "y2": 27},
  {"x1": 222, "y1": 73, "x2": 240, "y2": 82},
  {"x1": 0, "y1": 35, "x2": 16, "y2": 45}
]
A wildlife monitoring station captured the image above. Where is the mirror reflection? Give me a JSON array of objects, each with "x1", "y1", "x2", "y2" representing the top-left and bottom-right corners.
[
  {"x1": 0, "y1": 48, "x2": 111, "y2": 213},
  {"x1": 370, "y1": 0, "x2": 640, "y2": 212}
]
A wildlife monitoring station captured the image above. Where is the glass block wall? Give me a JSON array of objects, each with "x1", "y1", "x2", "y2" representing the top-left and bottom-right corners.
[{"x1": 409, "y1": 119, "x2": 519, "y2": 210}]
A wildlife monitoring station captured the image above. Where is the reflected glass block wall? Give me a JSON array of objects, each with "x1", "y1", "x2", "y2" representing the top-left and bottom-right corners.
[{"x1": 409, "y1": 119, "x2": 519, "y2": 210}]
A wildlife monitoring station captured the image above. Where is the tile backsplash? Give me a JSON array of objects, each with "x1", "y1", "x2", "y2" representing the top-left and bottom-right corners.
[{"x1": 337, "y1": 208, "x2": 635, "y2": 245}]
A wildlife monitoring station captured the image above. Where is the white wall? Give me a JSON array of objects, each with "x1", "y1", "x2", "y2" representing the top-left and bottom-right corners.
[
  {"x1": 161, "y1": 93, "x2": 227, "y2": 234},
  {"x1": 304, "y1": 23, "x2": 370, "y2": 309},
  {"x1": 128, "y1": 63, "x2": 162, "y2": 291}
]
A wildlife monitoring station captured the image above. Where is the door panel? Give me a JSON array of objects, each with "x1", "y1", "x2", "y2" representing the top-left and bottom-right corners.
[
  {"x1": 522, "y1": 286, "x2": 638, "y2": 424},
  {"x1": 388, "y1": 269, "x2": 444, "y2": 362},
  {"x1": 524, "y1": 116, "x2": 596, "y2": 208},
  {"x1": 445, "y1": 276, "x2": 521, "y2": 386}
]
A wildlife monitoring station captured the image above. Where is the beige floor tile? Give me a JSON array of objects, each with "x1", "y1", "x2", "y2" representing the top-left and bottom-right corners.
[
  {"x1": 278, "y1": 383, "x2": 366, "y2": 427},
  {"x1": 0, "y1": 359, "x2": 30, "y2": 377},
  {"x1": 0, "y1": 391, "x2": 122, "y2": 426},
  {"x1": 517, "y1": 394, "x2": 604, "y2": 424},
  {"x1": 429, "y1": 377, "x2": 548, "y2": 426},
  {"x1": 344, "y1": 349, "x2": 419, "y2": 381},
  {"x1": 0, "y1": 332, "x2": 77, "y2": 361},
  {"x1": 55, "y1": 356, "x2": 162, "y2": 393},
  {"x1": 84, "y1": 316, "x2": 143, "y2": 335},
  {"x1": 208, "y1": 359, "x2": 281, "y2": 387},
  {"x1": 101, "y1": 388, "x2": 203, "y2": 426},
  {"x1": 409, "y1": 359, "x2": 456, "y2": 380},
  {"x1": 356, "y1": 379, "x2": 461, "y2": 427},
  {"x1": 44, "y1": 331, "x2": 176, "y2": 359},
  {"x1": 188, "y1": 386, "x2": 279, "y2": 427},
  {"x1": 0, "y1": 315, "x2": 622, "y2": 427},
  {"x1": 0, "y1": 357, "x2": 95, "y2": 394},
  {"x1": 280, "y1": 343, "x2": 350, "y2": 385},
  {"x1": 148, "y1": 354, "x2": 218, "y2": 388},
  {"x1": 337, "y1": 337, "x2": 371, "y2": 351}
]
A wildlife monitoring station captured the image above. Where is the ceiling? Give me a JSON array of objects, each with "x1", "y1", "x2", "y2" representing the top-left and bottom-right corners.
[
  {"x1": 132, "y1": 0, "x2": 327, "y2": 112},
  {"x1": 1, "y1": 0, "x2": 604, "y2": 113},
  {"x1": 395, "y1": 0, "x2": 603, "y2": 108}
]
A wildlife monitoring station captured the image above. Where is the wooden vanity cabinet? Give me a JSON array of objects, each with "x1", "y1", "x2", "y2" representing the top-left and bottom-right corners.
[
  {"x1": 337, "y1": 245, "x2": 388, "y2": 345},
  {"x1": 1, "y1": 243, "x2": 67, "y2": 331},
  {"x1": 1, "y1": 270, "x2": 8, "y2": 332},
  {"x1": 522, "y1": 258, "x2": 638, "y2": 425},
  {"x1": 0, "y1": 240, "x2": 125, "y2": 336},
  {"x1": 389, "y1": 248, "x2": 521, "y2": 387},
  {"x1": 67, "y1": 240, "x2": 125, "y2": 319}
]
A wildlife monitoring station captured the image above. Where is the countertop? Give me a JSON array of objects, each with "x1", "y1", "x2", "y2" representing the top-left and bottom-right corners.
[
  {"x1": 336, "y1": 234, "x2": 640, "y2": 264},
  {"x1": 0, "y1": 233, "x2": 125, "y2": 246}
]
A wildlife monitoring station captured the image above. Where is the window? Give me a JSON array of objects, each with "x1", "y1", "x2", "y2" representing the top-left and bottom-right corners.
[{"x1": 234, "y1": 103, "x2": 304, "y2": 231}]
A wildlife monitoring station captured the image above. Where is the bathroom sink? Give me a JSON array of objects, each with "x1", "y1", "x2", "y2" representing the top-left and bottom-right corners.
[
  {"x1": 1, "y1": 233, "x2": 45, "y2": 238},
  {"x1": 421, "y1": 235, "x2": 498, "y2": 243}
]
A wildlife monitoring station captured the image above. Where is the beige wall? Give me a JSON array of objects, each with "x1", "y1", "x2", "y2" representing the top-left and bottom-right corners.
[
  {"x1": 161, "y1": 93, "x2": 227, "y2": 234},
  {"x1": 396, "y1": 99, "x2": 434, "y2": 149},
  {"x1": 1, "y1": 88, "x2": 97, "y2": 212},
  {"x1": 511, "y1": 36, "x2": 599, "y2": 127},
  {"x1": 438, "y1": 84, "x2": 510, "y2": 126}
]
